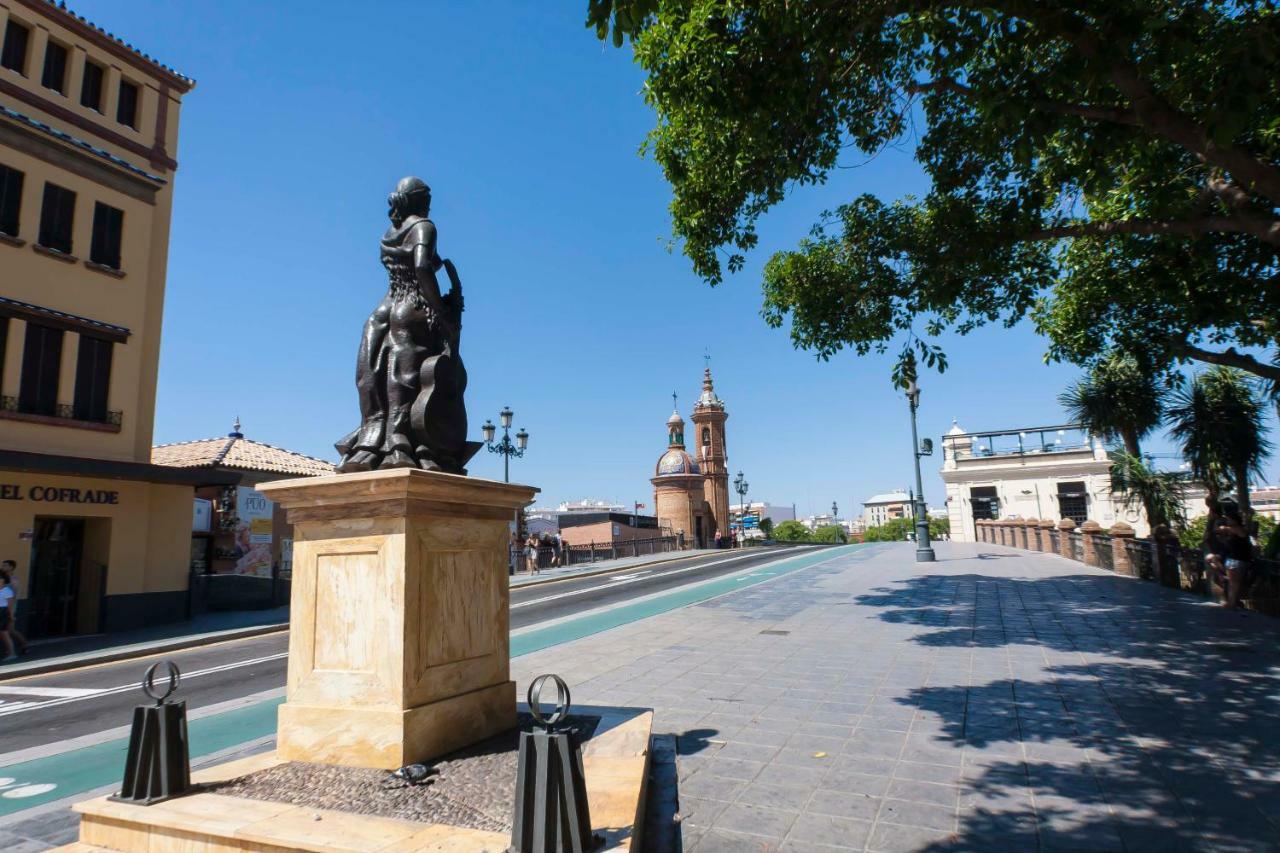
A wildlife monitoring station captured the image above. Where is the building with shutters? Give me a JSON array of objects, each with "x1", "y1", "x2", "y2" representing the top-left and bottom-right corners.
[
  {"x1": 0, "y1": 2, "x2": 199, "y2": 636},
  {"x1": 939, "y1": 421, "x2": 1144, "y2": 543}
]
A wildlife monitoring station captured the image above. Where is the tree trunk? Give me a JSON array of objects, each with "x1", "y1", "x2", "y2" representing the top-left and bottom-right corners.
[{"x1": 1235, "y1": 464, "x2": 1253, "y2": 525}]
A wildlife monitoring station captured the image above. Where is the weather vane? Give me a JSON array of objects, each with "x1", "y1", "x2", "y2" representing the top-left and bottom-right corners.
[{"x1": 671, "y1": 390, "x2": 678, "y2": 410}]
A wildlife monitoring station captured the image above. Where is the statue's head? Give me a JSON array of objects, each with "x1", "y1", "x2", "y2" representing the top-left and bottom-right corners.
[{"x1": 388, "y1": 176, "x2": 431, "y2": 227}]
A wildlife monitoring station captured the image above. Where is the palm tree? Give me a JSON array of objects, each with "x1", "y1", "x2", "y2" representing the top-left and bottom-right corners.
[
  {"x1": 1108, "y1": 451, "x2": 1187, "y2": 532},
  {"x1": 1059, "y1": 351, "x2": 1168, "y2": 457},
  {"x1": 1060, "y1": 351, "x2": 1170, "y2": 525},
  {"x1": 1167, "y1": 366, "x2": 1272, "y2": 521}
]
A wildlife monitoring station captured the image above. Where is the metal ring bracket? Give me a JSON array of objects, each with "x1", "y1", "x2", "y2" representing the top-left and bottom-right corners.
[
  {"x1": 142, "y1": 660, "x2": 181, "y2": 704},
  {"x1": 527, "y1": 673, "x2": 570, "y2": 727}
]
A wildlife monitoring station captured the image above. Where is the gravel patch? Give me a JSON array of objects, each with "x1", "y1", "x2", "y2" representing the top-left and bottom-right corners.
[{"x1": 210, "y1": 714, "x2": 598, "y2": 832}]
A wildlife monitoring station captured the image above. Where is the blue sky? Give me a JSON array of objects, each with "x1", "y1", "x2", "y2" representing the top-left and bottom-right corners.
[{"x1": 84, "y1": 1, "x2": 1276, "y2": 516}]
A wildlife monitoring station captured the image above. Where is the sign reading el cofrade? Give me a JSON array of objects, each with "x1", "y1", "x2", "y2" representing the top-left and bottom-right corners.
[{"x1": 0, "y1": 484, "x2": 120, "y2": 504}]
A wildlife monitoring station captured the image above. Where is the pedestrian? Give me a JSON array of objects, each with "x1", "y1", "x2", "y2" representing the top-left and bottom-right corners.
[
  {"x1": 0, "y1": 568, "x2": 18, "y2": 662},
  {"x1": 714, "y1": 531, "x2": 722, "y2": 550},
  {"x1": 1214, "y1": 508, "x2": 1254, "y2": 609},
  {"x1": 525, "y1": 534, "x2": 539, "y2": 575},
  {"x1": 552, "y1": 532, "x2": 564, "y2": 568},
  {"x1": 0, "y1": 561, "x2": 25, "y2": 655}
]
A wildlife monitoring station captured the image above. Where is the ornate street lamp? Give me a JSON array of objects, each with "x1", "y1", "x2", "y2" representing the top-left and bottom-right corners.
[
  {"x1": 906, "y1": 380, "x2": 936, "y2": 562},
  {"x1": 482, "y1": 405, "x2": 529, "y2": 483},
  {"x1": 733, "y1": 470, "x2": 749, "y2": 546}
]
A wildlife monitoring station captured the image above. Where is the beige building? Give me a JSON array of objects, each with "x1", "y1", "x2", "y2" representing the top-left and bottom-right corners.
[
  {"x1": 651, "y1": 368, "x2": 730, "y2": 548},
  {"x1": 862, "y1": 490, "x2": 912, "y2": 528},
  {"x1": 940, "y1": 421, "x2": 1141, "y2": 543},
  {"x1": 0, "y1": 2, "x2": 197, "y2": 635}
]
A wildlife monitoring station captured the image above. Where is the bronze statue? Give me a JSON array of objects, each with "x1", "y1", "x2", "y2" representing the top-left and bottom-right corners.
[{"x1": 335, "y1": 177, "x2": 481, "y2": 474}]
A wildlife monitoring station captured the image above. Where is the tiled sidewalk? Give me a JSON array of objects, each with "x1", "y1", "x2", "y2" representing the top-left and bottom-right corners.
[{"x1": 512, "y1": 541, "x2": 1280, "y2": 851}]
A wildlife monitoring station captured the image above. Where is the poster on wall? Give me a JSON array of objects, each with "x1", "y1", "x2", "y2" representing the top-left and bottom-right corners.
[{"x1": 233, "y1": 487, "x2": 274, "y2": 577}]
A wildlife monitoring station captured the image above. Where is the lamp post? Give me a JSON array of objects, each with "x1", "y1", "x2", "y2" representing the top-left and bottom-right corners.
[
  {"x1": 906, "y1": 380, "x2": 936, "y2": 563},
  {"x1": 481, "y1": 406, "x2": 529, "y2": 484},
  {"x1": 734, "y1": 470, "x2": 749, "y2": 547}
]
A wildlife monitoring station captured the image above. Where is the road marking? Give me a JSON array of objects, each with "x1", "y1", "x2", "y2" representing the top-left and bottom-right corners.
[
  {"x1": 512, "y1": 551, "x2": 789, "y2": 609},
  {"x1": 0, "y1": 686, "x2": 100, "y2": 698},
  {"x1": 0, "y1": 652, "x2": 288, "y2": 718}
]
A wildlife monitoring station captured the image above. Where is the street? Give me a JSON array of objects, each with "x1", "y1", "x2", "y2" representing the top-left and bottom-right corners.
[{"x1": 0, "y1": 546, "x2": 818, "y2": 758}]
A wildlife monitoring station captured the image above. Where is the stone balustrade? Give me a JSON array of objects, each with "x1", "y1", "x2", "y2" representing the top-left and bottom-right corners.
[{"x1": 973, "y1": 513, "x2": 1279, "y2": 615}]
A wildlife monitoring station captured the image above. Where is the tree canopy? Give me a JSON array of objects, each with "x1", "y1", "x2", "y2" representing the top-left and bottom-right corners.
[
  {"x1": 772, "y1": 519, "x2": 811, "y2": 541},
  {"x1": 588, "y1": 1, "x2": 1280, "y2": 381}
]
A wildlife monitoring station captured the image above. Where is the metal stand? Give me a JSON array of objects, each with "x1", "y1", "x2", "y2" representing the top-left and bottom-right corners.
[
  {"x1": 510, "y1": 674, "x2": 601, "y2": 853},
  {"x1": 112, "y1": 661, "x2": 191, "y2": 805}
]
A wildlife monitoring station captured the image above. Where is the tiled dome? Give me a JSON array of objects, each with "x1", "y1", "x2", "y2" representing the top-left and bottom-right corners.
[{"x1": 656, "y1": 449, "x2": 700, "y2": 477}]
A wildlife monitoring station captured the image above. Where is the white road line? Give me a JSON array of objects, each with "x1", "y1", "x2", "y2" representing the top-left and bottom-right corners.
[
  {"x1": 511, "y1": 550, "x2": 790, "y2": 610},
  {"x1": 0, "y1": 686, "x2": 100, "y2": 698},
  {"x1": 0, "y1": 652, "x2": 288, "y2": 718}
]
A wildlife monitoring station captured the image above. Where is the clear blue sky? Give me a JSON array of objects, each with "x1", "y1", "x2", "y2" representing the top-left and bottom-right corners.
[{"x1": 86, "y1": 1, "x2": 1275, "y2": 516}]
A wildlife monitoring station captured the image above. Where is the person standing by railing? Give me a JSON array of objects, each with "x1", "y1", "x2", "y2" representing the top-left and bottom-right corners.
[{"x1": 1210, "y1": 508, "x2": 1254, "y2": 609}]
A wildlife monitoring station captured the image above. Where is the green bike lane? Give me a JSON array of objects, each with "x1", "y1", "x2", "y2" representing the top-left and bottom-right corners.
[{"x1": 0, "y1": 544, "x2": 862, "y2": 817}]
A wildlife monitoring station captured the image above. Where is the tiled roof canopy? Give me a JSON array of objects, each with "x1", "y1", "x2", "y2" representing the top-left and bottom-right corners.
[{"x1": 152, "y1": 436, "x2": 334, "y2": 478}]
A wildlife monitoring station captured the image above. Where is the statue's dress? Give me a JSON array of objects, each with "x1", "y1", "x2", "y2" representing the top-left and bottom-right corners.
[{"x1": 335, "y1": 218, "x2": 468, "y2": 473}]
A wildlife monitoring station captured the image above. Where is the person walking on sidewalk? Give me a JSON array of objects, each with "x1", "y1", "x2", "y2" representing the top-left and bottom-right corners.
[
  {"x1": 0, "y1": 565, "x2": 22, "y2": 661},
  {"x1": 1, "y1": 561, "x2": 27, "y2": 655}
]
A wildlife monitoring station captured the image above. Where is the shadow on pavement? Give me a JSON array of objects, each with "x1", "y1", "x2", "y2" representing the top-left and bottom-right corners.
[{"x1": 855, "y1": 572, "x2": 1280, "y2": 850}]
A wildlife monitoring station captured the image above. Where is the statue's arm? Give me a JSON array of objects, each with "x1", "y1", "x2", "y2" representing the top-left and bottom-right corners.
[{"x1": 411, "y1": 221, "x2": 445, "y2": 312}]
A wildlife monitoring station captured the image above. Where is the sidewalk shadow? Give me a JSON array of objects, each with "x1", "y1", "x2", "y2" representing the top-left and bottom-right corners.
[{"x1": 854, "y1": 572, "x2": 1280, "y2": 849}]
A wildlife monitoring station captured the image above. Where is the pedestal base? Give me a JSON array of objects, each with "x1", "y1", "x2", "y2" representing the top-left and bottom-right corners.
[
  {"x1": 278, "y1": 680, "x2": 515, "y2": 769},
  {"x1": 56, "y1": 706, "x2": 653, "y2": 853}
]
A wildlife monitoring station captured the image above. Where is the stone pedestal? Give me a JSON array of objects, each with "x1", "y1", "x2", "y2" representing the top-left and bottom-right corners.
[
  {"x1": 1109, "y1": 522, "x2": 1136, "y2": 576},
  {"x1": 257, "y1": 468, "x2": 537, "y2": 770}
]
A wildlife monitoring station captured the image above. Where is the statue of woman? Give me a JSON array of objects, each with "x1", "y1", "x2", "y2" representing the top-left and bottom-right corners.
[{"x1": 335, "y1": 177, "x2": 475, "y2": 474}]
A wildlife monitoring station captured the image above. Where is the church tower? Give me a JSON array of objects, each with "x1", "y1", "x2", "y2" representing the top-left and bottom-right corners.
[
  {"x1": 690, "y1": 366, "x2": 729, "y2": 537},
  {"x1": 652, "y1": 402, "x2": 710, "y2": 547}
]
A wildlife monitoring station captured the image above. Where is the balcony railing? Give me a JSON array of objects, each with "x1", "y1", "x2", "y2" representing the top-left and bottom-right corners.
[
  {"x1": 0, "y1": 395, "x2": 122, "y2": 429},
  {"x1": 944, "y1": 425, "x2": 1094, "y2": 461}
]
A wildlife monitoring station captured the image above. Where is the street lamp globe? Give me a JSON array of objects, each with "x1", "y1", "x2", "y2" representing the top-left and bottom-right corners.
[
  {"x1": 500, "y1": 406, "x2": 514, "y2": 429},
  {"x1": 482, "y1": 420, "x2": 496, "y2": 444},
  {"x1": 516, "y1": 428, "x2": 529, "y2": 451}
]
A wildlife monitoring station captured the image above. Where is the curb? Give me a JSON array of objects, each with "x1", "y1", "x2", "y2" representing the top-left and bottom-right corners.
[
  {"x1": 0, "y1": 621, "x2": 289, "y2": 681},
  {"x1": 0, "y1": 549, "x2": 787, "y2": 679}
]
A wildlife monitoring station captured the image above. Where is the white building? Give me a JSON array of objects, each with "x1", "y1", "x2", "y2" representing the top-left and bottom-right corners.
[
  {"x1": 526, "y1": 498, "x2": 632, "y2": 531},
  {"x1": 940, "y1": 421, "x2": 1145, "y2": 543},
  {"x1": 730, "y1": 501, "x2": 796, "y2": 524},
  {"x1": 862, "y1": 490, "x2": 912, "y2": 528}
]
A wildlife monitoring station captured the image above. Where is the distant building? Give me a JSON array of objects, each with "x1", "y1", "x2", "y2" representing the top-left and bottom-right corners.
[
  {"x1": 526, "y1": 498, "x2": 630, "y2": 532},
  {"x1": 652, "y1": 367, "x2": 730, "y2": 548},
  {"x1": 940, "y1": 420, "x2": 1139, "y2": 542},
  {"x1": 557, "y1": 511, "x2": 660, "y2": 547},
  {"x1": 862, "y1": 490, "x2": 912, "y2": 528},
  {"x1": 730, "y1": 501, "x2": 795, "y2": 523},
  {"x1": 152, "y1": 419, "x2": 333, "y2": 603}
]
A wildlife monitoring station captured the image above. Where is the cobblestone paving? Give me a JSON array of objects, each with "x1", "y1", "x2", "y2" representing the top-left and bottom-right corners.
[{"x1": 513, "y1": 542, "x2": 1280, "y2": 851}]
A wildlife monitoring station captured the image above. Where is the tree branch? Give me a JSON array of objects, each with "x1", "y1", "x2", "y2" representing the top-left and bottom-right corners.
[
  {"x1": 908, "y1": 78, "x2": 1139, "y2": 125},
  {"x1": 1174, "y1": 341, "x2": 1280, "y2": 383},
  {"x1": 1022, "y1": 7, "x2": 1280, "y2": 207},
  {"x1": 1029, "y1": 216, "x2": 1280, "y2": 245}
]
